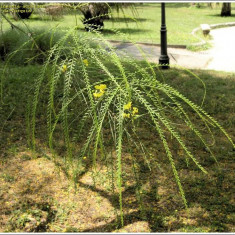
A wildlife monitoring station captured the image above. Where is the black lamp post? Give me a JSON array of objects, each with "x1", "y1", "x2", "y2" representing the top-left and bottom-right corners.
[{"x1": 159, "y1": 3, "x2": 170, "y2": 69}]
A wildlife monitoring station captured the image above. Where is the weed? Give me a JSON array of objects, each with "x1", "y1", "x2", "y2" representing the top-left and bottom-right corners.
[{"x1": 27, "y1": 25, "x2": 234, "y2": 226}]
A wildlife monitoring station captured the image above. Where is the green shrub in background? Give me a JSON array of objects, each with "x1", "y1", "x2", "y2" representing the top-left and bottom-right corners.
[{"x1": 0, "y1": 26, "x2": 65, "y2": 65}]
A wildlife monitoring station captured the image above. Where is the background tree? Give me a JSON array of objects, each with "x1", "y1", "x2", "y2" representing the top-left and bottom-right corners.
[
  {"x1": 11, "y1": 3, "x2": 34, "y2": 20},
  {"x1": 221, "y1": 3, "x2": 231, "y2": 16},
  {"x1": 79, "y1": 3, "x2": 110, "y2": 31},
  {"x1": 78, "y1": 3, "x2": 135, "y2": 31}
]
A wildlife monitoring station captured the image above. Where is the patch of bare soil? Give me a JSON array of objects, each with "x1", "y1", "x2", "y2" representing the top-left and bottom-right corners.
[
  {"x1": 0, "y1": 149, "x2": 118, "y2": 232},
  {"x1": 0, "y1": 140, "x2": 234, "y2": 232}
]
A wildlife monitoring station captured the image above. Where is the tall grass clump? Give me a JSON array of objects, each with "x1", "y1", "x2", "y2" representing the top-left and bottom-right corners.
[
  {"x1": 0, "y1": 26, "x2": 65, "y2": 65},
  {"x1": 27, "y1": 26, "x2": 234, "y2": 225}
]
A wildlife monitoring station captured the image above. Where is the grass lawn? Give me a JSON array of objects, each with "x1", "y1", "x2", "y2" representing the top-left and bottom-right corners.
[
  {"x1": 0, "y1": 5, "x2": 234, "y2": 231},
  {"x1": 0, "y1": 61, "x2": 234, "y2": 232},
  {"x1": 105, "y1": 3, "x2": 235, "y2": 45},
  {"x1": 2, "y1": 3, "x2": 235, "y2": 46}
]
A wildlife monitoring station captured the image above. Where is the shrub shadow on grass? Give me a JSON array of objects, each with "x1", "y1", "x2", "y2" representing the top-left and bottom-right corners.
[
  {"x1": 76, "y1": 158, "x2": 234, "y2": 232},
  {"x1": 165, "y1": 3, "x2": 191, "y2": 8},
  {"x1": 28, "y1": 15, "x2": 64, "y2": 22},
  {"x1": 109, "y1": 17, "x2": 148, "y2": 23},
  {"x1": 76, "y1": 172, "x2": 167, "y2": 232},
  {"x1": 102, "y1": 28, "x2": 151, "y2": 35},
  {"x1": 206, "y1": 14, "x2": 235, "y2": 18}
]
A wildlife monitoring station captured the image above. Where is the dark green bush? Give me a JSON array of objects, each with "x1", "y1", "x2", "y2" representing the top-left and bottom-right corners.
[{"x1": 0, "y1": 27, "x2": 65, "y2": 65}]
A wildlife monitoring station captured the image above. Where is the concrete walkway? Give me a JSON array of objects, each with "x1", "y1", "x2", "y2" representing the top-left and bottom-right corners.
[
  {"x1": 109, "y1": 26, "x2": 235, "y2": 72},
  {"x1": 206, "y1": 26, "x2": 235, "y2": 72},
  {"x1": 110, "y1": 41, "x2": 212, "y2": 69}
]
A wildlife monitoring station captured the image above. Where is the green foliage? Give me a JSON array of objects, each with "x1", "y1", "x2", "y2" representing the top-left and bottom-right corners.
[
  {"x1": 28, "y1": 26, "x2": 234, "y2": 225},
  {"x1": 2, "y1": 3, "x2": 235, "y2": 46},
  {"x1": 0, "y1": 26, "x2": 64, "y2": 65}
]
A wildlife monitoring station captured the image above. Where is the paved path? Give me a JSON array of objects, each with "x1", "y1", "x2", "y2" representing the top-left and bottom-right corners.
[
  {"x1": 206, "y1": 26, "x2": 235, "y2": 72},
  {"x1": 110, "y1": 41, "x2": 212, "y2": 69},
  {"x1": 109, "y1": 26, "x2": 235, "y2": 72}
]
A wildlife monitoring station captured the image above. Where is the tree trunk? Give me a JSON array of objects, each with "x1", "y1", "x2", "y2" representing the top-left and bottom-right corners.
[
  {"x1": 79, "y1": 3, "x2": 109, "y2": 31},
  {"x1": 221, "y1": 3, "x2": 231, "y2": 16},
  {"x1": 13, "y1": 3, "x2": 33, "y2": 20}
]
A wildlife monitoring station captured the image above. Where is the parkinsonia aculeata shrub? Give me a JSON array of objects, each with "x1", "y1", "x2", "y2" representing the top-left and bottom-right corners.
[{"x1": 30, "y1": 27, "x2": 234, "y2": 225}]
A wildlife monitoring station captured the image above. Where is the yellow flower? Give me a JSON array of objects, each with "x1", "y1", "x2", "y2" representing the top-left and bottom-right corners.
[
  {"x1": 83, "y1": 59, "x2": 89, "y2": 66},
  {"x1": 99, "y1": 84, "x2": 107, "y2": 90},
  {"x1": 95, "y1": 84, "x2": 107, "y2": 91},
  {"x1": 83, "y1": 156, "x2": 87, "y2": 160},
  {"x1": 61, "y1": 64, "x2": 67, "y2": 73},
  {"x1": 123, "y1": 113, "x2": 130, "y2": 118},
  {"x1": 93, "y1": 90, "x2": 104, "y2": 98},
  {"x1": 93, "y1": 84, "x2": 107, "y2": 98},
  {"x1": 124, "y1": 102, "x2": 132, "y2": 110},
  {"x1": 132, "y1": 107, "x2": 138, "y2": 115}
]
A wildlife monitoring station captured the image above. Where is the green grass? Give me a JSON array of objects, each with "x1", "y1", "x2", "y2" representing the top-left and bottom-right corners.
[
  {"x1": 0, "y1": 7, "x2": 235, "y2": 231},
  {"x1": 2, "y1": 3, "x2": 235, "y2": 46},
  {"x1": 105, "y1": 3, "x2": 235, "y2": 45},
  {"x1": 0, "y1": 61, "x2": 234, "y2": 232}
]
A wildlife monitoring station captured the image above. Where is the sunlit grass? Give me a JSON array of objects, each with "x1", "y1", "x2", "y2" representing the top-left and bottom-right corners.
[{"x1": 1, "y1": 3, "x2": 235, "y2": 45}]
